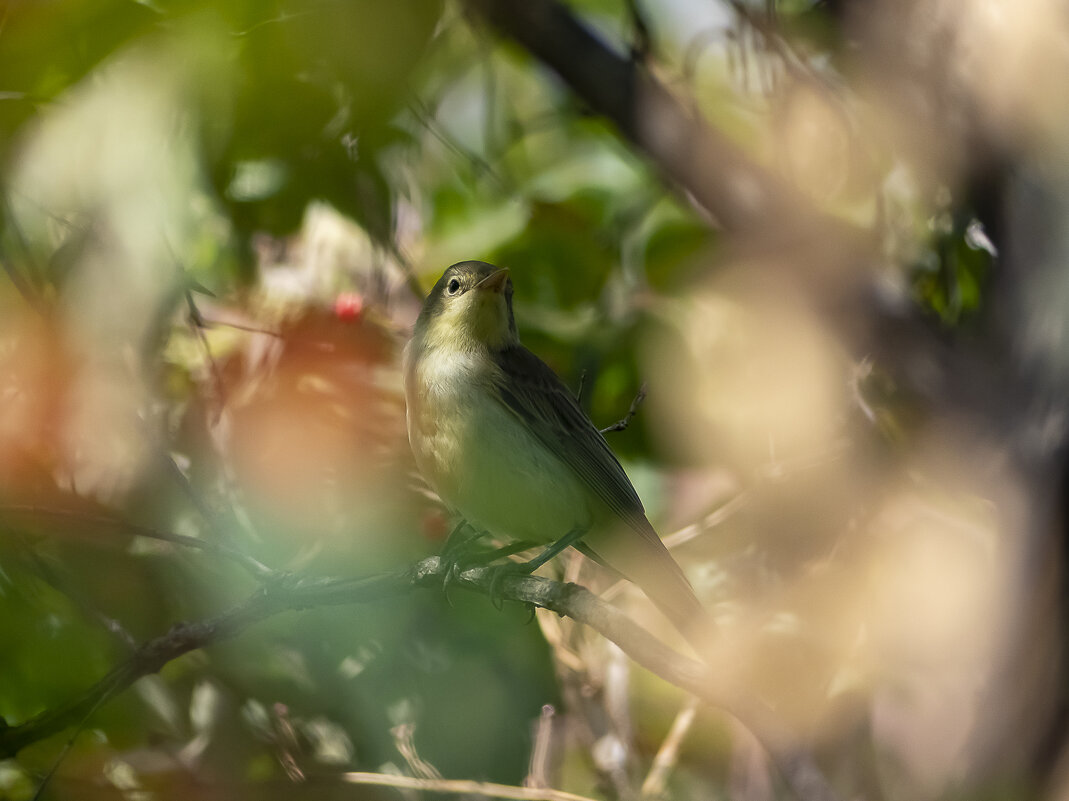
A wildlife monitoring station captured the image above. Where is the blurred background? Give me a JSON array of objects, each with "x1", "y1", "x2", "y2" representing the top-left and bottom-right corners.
[{"x1": 2, "y1": 0, "x2": 1069, "y2": 799}]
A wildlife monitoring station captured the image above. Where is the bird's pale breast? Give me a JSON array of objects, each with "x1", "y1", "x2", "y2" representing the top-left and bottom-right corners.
[{"x1": 407, "y1": 347, "x2": 594, "y2": 544}]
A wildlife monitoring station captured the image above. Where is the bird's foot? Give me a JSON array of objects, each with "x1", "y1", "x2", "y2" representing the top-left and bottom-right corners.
[
  {"x1": 483, "y1": 527, "x2": 586, "y2": 610},
  {"x1": 440, "y1": 520, "x2": 480, "y2": 560},
  {"x1": 440, "y1": 536, "x2": 534, "y2": 604},
  {"x1": 485, "y1": 528, "x2": 585, "y2": 607},
  {"x1": 484, "y1": 559, "x2": 538, "y2": 611},
  {"x1": 438, "y1": 521, "x2": 485, "y2": 603}
]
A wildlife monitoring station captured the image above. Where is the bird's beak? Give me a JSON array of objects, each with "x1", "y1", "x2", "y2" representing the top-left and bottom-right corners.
[{"x1": 475, "y1": 268, "x2": 510, "y2": 294}]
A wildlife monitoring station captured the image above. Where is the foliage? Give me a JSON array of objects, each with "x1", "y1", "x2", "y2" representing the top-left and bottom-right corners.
[{"x1": 2, "y1": 0, "x2": 1069, "y2": 800}]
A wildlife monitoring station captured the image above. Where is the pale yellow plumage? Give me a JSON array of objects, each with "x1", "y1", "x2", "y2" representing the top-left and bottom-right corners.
[{"x1": 404, "y1": 261, "x2": 706, "y2": 644}]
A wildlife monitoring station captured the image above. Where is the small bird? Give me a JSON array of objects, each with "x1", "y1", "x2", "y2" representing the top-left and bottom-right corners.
[{"x1": 403, "y1": 261, "x2": 705, "y2": 644}]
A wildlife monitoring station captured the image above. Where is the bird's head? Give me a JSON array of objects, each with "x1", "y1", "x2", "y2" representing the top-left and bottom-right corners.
[{"x1": 414, "y1": 261, "x2": 518, "y2": 352}]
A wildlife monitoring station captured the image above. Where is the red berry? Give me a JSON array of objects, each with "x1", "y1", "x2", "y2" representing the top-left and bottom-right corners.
[{"x1": 334, "y1": 292, "x2": 364, "y2": 322}]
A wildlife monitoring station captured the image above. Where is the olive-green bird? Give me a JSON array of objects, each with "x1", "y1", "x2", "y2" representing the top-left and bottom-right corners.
[{"x1": 403, "y1": 261, "x2": 705, "y2": 644}]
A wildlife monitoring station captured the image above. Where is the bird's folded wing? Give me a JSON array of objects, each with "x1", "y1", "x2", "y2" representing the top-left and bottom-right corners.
[
  {"x1": 491, "y1": 345, "x2": 653, "y2": 537},
  {"x1": 493, "y1": 345, "x2": 707, "y2": 640}
]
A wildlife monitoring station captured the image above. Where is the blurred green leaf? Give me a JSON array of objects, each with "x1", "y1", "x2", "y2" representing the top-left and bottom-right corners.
[
  {"x1": 0, "y1": 0, "x2": 159, "y2": 157},
  {"x1": 912, "y1": 214, "x2": 993, "y2": 326}
]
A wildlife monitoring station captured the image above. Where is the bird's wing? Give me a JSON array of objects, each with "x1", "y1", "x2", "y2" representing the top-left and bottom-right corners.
[
  {"x1": 493, "y1": 345, "x2": 706, "y2": 641},
  {"x1": 491, "y1": 345, "x2": 651, "y2": 535}
]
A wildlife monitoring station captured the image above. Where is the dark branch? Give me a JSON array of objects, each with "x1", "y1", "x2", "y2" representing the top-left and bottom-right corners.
[
  {"x1": 464, "y1": 0, "x2": 825, "y2": 239},
  {"x1": 600, "y1": 383, "x2": 647, "y2": 434}
]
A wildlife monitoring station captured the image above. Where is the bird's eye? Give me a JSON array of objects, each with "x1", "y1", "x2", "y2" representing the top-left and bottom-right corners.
[{"x1": 447, "y1": 278, "x2": 461, "y2": 295}]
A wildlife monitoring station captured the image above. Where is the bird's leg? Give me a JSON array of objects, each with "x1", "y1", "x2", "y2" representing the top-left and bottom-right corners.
[
  {"x1": 445, "y1": 537, "x2": 536, "y2": 577},
  {"x1": 439, "y1": 523, "x2": 537, "y2": 599},
  {"x1": 441, "y1": 519, "x2": 478, "y2": 557},
  {"x1": 440, "y1": 520, "x2": 484, "y2": 600},
  {"x1": 485, "y1": 527, "x2": 586, "y2": 610},
  {"x1": 477, "y1": 540, "x2": 538, "y2": 561},
  {"x1": 522, "y1": 527, "x2": 586, "y2": 571}
]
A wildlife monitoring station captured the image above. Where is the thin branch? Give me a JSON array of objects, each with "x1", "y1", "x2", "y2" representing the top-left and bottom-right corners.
[
  {"x1": 0, "y1": 557, "x2": 842, "y2": 801},
  {"x1": 525, "y1": 704, "x2": 557, "y2": 789},
  {"x1": 409, "y1": 98, "x2": 507, "y2": 192},
  {"x1": 342, "y1": 771, "x2": 598, "y2": 801},
  {"x1": 662, "y1": 490, "x2": 751, "y2": 550},
  {"x1": 0, "y1": 505, "x2": 273, "y2": 580},
  {"x1": 23, "y1": 545, "x2": 138, "y2": 650},
  {"x1": 478, "y1": 26, "x2": 501, "y2": 161},
  {"x1": 660, "y1": 437, "x2": 852, "y2": 551},
  {"x1": 574, "y1": 369, "x2": 587, "y2": 404},
  {"x1": 157, "y1": 248, "x2": 256, "y2": 545},
  {"x1": 392, "y1": 721, "x2": 444, "y2": 780},
  {"x1": 600, "y1": 383, "x2": 648, "y2": 434},
  {"x1": 184, "y1": 288, "x2": 228, "y2": 423},
  {"x1": 198, "y1": 316, "x2": 282, "y2": 338},
  {"x1": 31, "y1": 683, "x2": 115, "y2": 801},
  {"x1": 641, "y1": 695, "x2": 700, "y2": 798},
  {"x1": 147, "y1": 423, "x2": 250, "y2": 549}
]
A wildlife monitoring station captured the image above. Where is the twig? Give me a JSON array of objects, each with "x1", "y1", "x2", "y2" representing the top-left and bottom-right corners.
[
  {"x1": 660, "y1": 438, "x2": 851, "y2": 551},
  {"x1": 184, "y1": 288, "x2": 228, "y2": 423},
  {"x1": 574, "y1": 370, "x2": 587, "y2": 404},
  {"x1": 641, "y1": 696, "x2": 700, "y2": 798},
  {"x1": 392, "y1": 722, "x2": 443, "y2": 780},
  {"x1": 525, "y1": 704, "x2": 557, "y2": 789},
  {"x1": 662, "y1": 491, "x2": 751, "y2": 550},
  {"x1": 30, "y1": 684, "x2": 115, "y2": 801},
  {"x1": 600, "y1": 383, "x2": 648, "y2": 434},
  {"x1": 409, "y1": 98, "x2": 507, "y2": 192},
  {"x1": 342, "y1": 771, "x2": 597, "y2": 801},
  {"x1": 478, "y1": 26, "x2": 501, "y2": 161},
  {"x1": 158, "y1": 248, "x2": 260, "y2": 544},
  {"x1": 269, "y1": 703, "x2": 305, "y2": 782},
  {"x1": 198, "y1": 316, "x2": 282, "y2": 338},
  {"x1": 148, "y1": 424, "x2": 246, "y2": 547},
  {"x1": 599, "y1": 642, "x2": 639, "y2": 799},
  {"x1": 24, "y1": 546, "x2": 138, "y2": 650},
  {"x1": 0, "y1": 505, "x2": 273, "y2": 580}
]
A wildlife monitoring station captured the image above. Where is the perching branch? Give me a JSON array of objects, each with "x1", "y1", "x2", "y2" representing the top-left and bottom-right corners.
[
  {"x1": 641, "y1": 695, "x2": 701, "y2": 797},
  {"x1": 0, "y1": 556, "x2": 842, "y2": 801}
]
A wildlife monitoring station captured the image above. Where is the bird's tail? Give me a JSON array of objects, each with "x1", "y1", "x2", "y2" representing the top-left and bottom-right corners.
[{"x1": 579, "y1": 519, "x2": 710, "y2": 655}]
